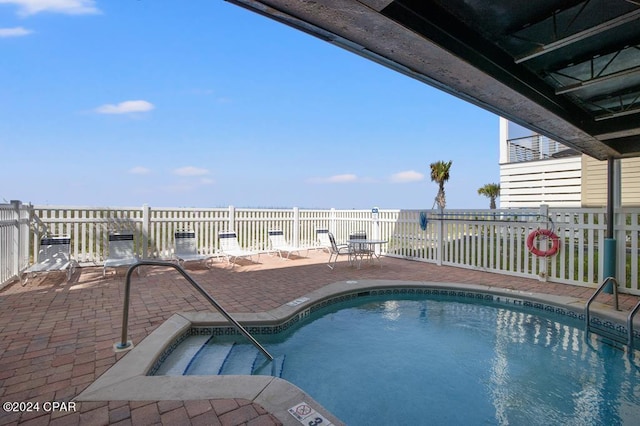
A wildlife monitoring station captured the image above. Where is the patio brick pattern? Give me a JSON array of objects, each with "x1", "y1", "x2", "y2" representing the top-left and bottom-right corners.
[{"x1": 1, "y1": 251, "x2": 637, "y2": 425}]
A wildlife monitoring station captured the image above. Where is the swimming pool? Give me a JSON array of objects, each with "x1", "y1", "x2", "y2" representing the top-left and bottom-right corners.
[{"x1": 155, "y1": 294, "x2": 640, "y2": 425}]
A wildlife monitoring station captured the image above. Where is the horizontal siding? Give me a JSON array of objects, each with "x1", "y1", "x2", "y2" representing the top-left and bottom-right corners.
[
  {"x1": 503, "y1": 173, "x2": 581, "y2": 183},
  {"x1": 622, "y1": 159, "x2": 640, "y2": 206},
  {"x1": 500, "y1": 157, "x2": 582, "y2": 208},
  {"x1": 501, "y1": 157, "x2": 581, "y2": 172},
  {"x1": 502, "y1": 178, "x2": 582, "y2": 189},
  {"x1": 581, "y1": 156, "x2": 606, "y2": 208},
  {"x1": 583, "y1": 157, "x2": 640, "y2": 207},
  {"x1": 504, "y1": 200, "x2": 581, "y2": 208},
  {"x1": 502, "y1": 186, "x2": 582, "y2": 195},
  {"x1": 504, "y1": 193, "x2": 580, "y2": 200}
]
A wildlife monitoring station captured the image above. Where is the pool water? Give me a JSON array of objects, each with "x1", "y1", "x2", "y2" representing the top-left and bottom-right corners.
[{"x1": 173, "y1": 297, "x2": 640, "y2": 425}]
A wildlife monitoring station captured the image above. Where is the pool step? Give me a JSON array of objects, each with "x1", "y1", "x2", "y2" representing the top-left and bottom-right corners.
[
  {"x1": 218, "y1": 344, "x2": 285, "y2": 377},
  {"x1": 157, "y1": 337, "x2": 283, "y2": 377},
  {"x1": 253, "y1": 354, "x2": 286, "y2": 378},
  {"x1": 153, "y1": 334, "x2": 211, "y2": 376},
  {"x1": 219, "y1": 344, "x2": 260, "y2": 375},
  {"x1": 184, "y1": 341, "x2": 234, "y2": 375}
]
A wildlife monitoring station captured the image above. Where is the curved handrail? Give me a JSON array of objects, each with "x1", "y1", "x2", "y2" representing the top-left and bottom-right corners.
[
  {"x1": 585, "y1": 276, "x2": 619, "y2": 335},
  {"x1": 117, "y1": 260, "x2": 273, "y2": 361}
]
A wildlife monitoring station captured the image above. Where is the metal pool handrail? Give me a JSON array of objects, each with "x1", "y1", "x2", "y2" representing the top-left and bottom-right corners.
[
  {"x1": 627, "y1": 299, "x2": 640, "y2": 349},
  {"x1": 585, "y1": 276, "x2": 619, "y2": 338},
  {"x1": 116, "y1": 260, "x2": 273, "y2": 361}
]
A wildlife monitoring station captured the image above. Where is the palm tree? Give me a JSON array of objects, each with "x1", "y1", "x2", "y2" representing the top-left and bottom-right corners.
[
  {"x1": 478, "y1": 183, "x2": 500, "y2": 209},
  {"x1": 430, "y1": 160, "x2": 452, "y2": 211}
]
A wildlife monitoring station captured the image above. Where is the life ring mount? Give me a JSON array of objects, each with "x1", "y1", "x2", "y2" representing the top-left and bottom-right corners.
[{"x1": 526, "y1": 229, "x2": 560, "y2": 257}]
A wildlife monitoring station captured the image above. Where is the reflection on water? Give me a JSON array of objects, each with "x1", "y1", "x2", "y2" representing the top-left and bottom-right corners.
[
  {"x1": 323, "y1": 299, "x2": 639, "y2": 424},
  {"x1": 183, "y1": 296, "x2": 640, "y2": 425},
  {"x1": 382, "y1": 300, "x2": 400, "y2": 321},
  {"x1": 490, "y1": 308, "x2": 639, "y2": 426}
]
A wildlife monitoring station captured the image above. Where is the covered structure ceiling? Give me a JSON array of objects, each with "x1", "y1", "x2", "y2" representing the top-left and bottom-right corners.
[{"x1": 229, "y1": 0, "x2": 640, "y2": 160}]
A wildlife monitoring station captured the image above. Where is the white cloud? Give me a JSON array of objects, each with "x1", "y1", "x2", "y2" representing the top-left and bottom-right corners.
[
  {"x1": 95, "y1": 100, "x2": 154, "y2": 115},
  {"x1": 200, "y1": 178, "x2": 215, "y2": 185},
  {"x1": 129, "y1": 166, "x2": 150, "y2": 175},
  {"x1": 173, "y1": 166, "x2": 210, "y2": 177},
  {"x1": 327, "y1": 174, "x2": 357, "y2": 183},
  {"x1": 0, "y1": 27, "x2": 32, "y2": 37},
  {"x1": 308, "y1": 173, "x2": 359, "y2": 184},
  {"x1": 390, "y1": 170, "x2": 424, "y2": 183},
  {"x1": 0, "y1": 0, "x2": 101, "y2": 16}
]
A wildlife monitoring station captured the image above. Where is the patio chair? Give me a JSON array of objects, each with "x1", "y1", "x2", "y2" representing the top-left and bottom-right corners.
[
  {"x1": 349, "y1": 231, "x2": 374, "y2": 268},
  {"x1": 22, "y1": 235, "x2": 77, "y2": 285},
  {"x1": 268, "y1": 229, "x2": 307, "y2": 259},
  {"x1": 103, "y1": 232, "x2": 139, "y2": 277},
  {"x1": 218, "y1": 231, "x2": 259, "y2": 266},
  {"x1": 316, "y1": 228, "x2": 332, "y2": 252},
  {"x1": 327, "y1": 232, "x2": 351, "y2": 269},
  {"x1": 174, "y1": 231, "x2": 215, "y2": 268}
]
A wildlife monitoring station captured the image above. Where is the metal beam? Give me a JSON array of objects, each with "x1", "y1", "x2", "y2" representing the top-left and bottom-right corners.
[
  {"x1": 555, "y1": 65, "x2": 640, "y2": 95},
  {"x1": 515, "y1": 9, "x2": 640, "y2": 64},
  {"x1": 599, "y1": 134, "x2": 640, "y2": 156},
  {"x1": 595, "y1": 105, "x2": 640, "y2": 121}
]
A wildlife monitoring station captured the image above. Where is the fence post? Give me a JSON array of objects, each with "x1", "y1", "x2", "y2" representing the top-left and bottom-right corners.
[
  {"x1": 228, "y1": 205, "x2": 236, "y2": 232},
  {"x1": 615, "y1": 209, "x2": 626, "y2": 285},
  {"x1": 372, "y1": 207, "x2": 380, "y2": 256},
  {"x1": 330, "y1": 208, "x2": 336, "y2": 234},
  {"x1": 436, "y1": 215, "x2": 443, "y2": 266},
  {"x1": 11, "y1": 200, "x2": 21, "y2": 276},
  {"x1": 293, "y1": 207, "x2": 300, "y2": 246},
  {"x1": 142, "y1": 204, "x2": 150, "y2": 259},
  {"x1": 371, "y1": 207, "x2": 379, "y2": 239},
  {"x1": 538, "y1": 204, "x2": 549, "y2": 281}
]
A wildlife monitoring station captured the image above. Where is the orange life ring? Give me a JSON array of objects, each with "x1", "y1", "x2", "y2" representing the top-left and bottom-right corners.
[{"x1": 526, "y1": 229, "x2": 560, "y2": 257}]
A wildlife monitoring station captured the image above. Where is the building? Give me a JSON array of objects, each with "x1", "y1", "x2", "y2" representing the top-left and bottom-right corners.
[{"x1": 499, "y1": 118, "x2": 640, "y2": 209}]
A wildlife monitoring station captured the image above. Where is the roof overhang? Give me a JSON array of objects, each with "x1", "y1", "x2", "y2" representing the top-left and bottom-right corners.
[{"x1": 227, "y1": 0, "x2": 640, "y2": 160}]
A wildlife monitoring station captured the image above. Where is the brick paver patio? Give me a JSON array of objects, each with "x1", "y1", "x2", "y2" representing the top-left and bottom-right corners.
[{"x1": 1, "y1": 251, "x2": 638, "y2": 425}]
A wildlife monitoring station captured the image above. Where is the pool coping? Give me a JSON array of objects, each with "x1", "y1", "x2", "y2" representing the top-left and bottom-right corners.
[{"x1": 76, "y1": 279, "x2": 634, "y2": 426}]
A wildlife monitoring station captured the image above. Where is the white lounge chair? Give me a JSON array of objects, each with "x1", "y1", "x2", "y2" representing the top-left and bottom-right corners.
[
  {"x1": 174, "y1": 231, "x2": 215, "y2": 268},
  {"x1": 218, "y1": 231, "x2": 259, "y2": 266},
  {"x1": 268, "y1": 229, "x2": 307, "y2": 259},
  {"x1": 103, "y1": 232, "x2": 139, "y2": 277},
  {"x1": 22, "y1": 235, "x2": 77, "y2": 284},
  {"x1": 327, "y1": 232, "x2": 351, "y2": 269},
  {"x1": 316, "y1": 228, "x2": 332, "y2": 252}
]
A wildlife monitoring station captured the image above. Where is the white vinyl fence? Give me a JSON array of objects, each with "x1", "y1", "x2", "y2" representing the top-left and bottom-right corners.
[
  {"x1": 2, "y1": 203, "x2": 639, "y2": 295},
  {"x1": 0, "y1": 201, "x2": 31, "y2": 286},
  {"x1": 26, "y1": 205, "x2": 342, "y2": 263},
  {"x1": 382, "y1": 207, "x2": 640, "y2": 294}
]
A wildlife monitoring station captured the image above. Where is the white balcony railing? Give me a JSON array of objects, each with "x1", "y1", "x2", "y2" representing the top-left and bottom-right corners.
[{"x1": 507, "y1": 135, "x2": 579, "y2": 163}]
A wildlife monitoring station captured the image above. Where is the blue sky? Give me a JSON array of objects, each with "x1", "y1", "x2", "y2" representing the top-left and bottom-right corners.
[{"x1": 0, "y1": 0, "x2": 501, "y2": 209}]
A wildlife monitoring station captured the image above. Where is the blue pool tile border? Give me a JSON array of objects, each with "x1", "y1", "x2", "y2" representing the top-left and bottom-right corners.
[{"x1": 148, "y1": 329, "x2": 192, "y2": 376}]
